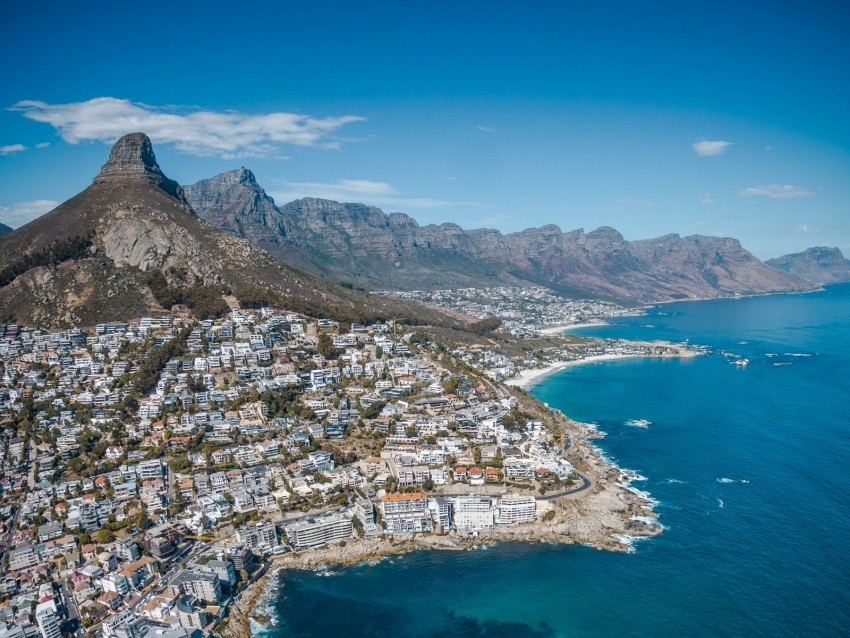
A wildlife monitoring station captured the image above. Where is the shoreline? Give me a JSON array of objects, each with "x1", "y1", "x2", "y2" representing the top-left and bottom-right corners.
[
  {"x1": 224, "y1": 415, "x2": 664, "y2": 638},
  {"x1": 506, "y1": 345, "x2": 700, "y2": 390},
  {"x1": 536, "y1": 320, "x2": 609, "y2": 335}
]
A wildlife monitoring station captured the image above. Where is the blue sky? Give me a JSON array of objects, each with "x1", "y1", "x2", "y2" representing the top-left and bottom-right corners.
[{"x1": 1, "y1": 0, "x2": 848, "y2": 258}]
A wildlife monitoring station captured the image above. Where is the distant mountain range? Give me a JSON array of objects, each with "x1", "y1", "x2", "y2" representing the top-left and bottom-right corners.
[
  {"x1": 185, "y1": 168, "x2": 817, "y2": 303},
  {"x1": 0, "y1": 223, "x2": 12, "y2": 237},
  {"x1": 2, "y1": 136, "x2": 839, "y2": 329},
  {"x1": 765, "y1": 247, "x2": 850, "y2": 284},
  {"x1": 0, "y1": 134, "x2": 461, "y2": 328}
]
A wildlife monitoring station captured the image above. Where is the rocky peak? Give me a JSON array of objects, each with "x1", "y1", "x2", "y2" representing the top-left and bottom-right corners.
[
  {"x1": 184, "y1": 168, "x2": 283, "y2": 241},
  {"x1": 212, "y1": 167, "x2": 258, "y2": 186},
  {"x1": 93, "y1": 132, "x2": 186, "y2": 201},
  {"x1": 586, "y1": 226, "x2": 626, "y2": 242},
  {"x1": 766, "y1": 246, "x2": 850, "y2": 284}
]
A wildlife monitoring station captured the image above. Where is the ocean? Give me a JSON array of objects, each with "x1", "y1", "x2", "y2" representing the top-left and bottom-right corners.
[{"x1": 260, "y1": 283, "x2": 850, "y2": 637}]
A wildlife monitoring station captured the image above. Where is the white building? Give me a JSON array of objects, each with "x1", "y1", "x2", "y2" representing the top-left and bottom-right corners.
[
  {"x1": 380, "y1": 492, "x2": 432, "y2": 534},
  {"x1": 497, "y1": 495, "x2": 537, "y2": 525},
  {"x1": 236, "y1": 522, "x2": 279, "y2": 552},
  {"x1": 285, "y1": 513, "x2": 353, "y2": 550},
  {"x1": 452, "y1": 495, "x2": 495, "y2": 530}
]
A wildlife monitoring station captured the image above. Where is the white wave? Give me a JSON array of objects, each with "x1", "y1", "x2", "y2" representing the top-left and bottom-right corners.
[
  {"x1": 784, "y1": 352, "x2": 813, "y2": 357},
  {"x1": 738, "y1": 341, "x2": 748, "y2": 345},
  {"x1": 716, "y1": 477, "x2": 735, "y2": 483},
  {"x1": 766, "y1": 353, "x2": 777, "y2": 357},
  {"x1": 718, "y1": 498, "x2": 724, "y2": 508},
  {"x1": 741, "y1": 479, "x2": 750, "y2": 484},
  {"x1": 617, "y1": 481, "x2": 660, "y2": 507},
  {"x1": 612, "y1": 534, "x2": 637, "y2": 553},
  {"x1": 250, "y1": 618, "x2": 273, "y2": 636},
  {"x1": 630, "y1": 515, "x2": 662, "y2": 528},
  {"x1": 624, "y1": 418, "x2": 652, "y2": 428},
  {"x1": 249, "y1": 566, "x2": 283, "y2": 630},
  {"x1": 588, "y1": 443, "x2": 619, "y2": 468},
  {"x1": 663, "y1": 478, "x2": 686, "y2": 484}
]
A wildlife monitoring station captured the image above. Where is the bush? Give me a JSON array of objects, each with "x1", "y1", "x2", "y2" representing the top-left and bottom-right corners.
[{"x1": 0, "y1": 234, "x2": 93, "y2": 287}]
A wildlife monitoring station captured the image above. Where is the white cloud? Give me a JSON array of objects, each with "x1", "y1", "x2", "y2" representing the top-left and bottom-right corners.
[
  {"x1": 10, "y1": 97, "x2": 365, "y2": 158},
  {"x1": 698, "y1": 193, "x2": 714, "y2": 205},
  {"x1": 737, "y1": 184, "x2": 815, "y2": 200},
  {"x1": 0, "y1": 199, "x2": 60, "y2": 228},
  {"x1": 792, "y1": 224, "x2": 819, "y2": 235},
  {"x1": 0, "y1": 144, "x2": 25, "y2": 155},
  {"x1": 269, "y1": 178, "x2": 474, "y2": 211},
  {"x1": 692, "y1": 140, "x2": 732, "y2": 156},
  {"x1": 35, "y1": 142, "x2": 51, "y2": 149},
  {"x1": 477, "y1": 126, "x2": 495, "y2": 133}
]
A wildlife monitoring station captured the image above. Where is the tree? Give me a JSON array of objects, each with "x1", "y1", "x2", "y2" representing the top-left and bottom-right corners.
[
  {"x1": 317, "y1": 333, "x2": 338, "y2": 360},
  {"x1": 96, "y1": 527, "x2": 113, "y2": 545}
]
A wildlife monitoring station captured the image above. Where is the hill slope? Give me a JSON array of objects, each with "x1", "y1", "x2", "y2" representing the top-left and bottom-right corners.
[
  {"x1": 766, "y1": 247, "x2": 850, "y2": 284},
  {"x1": 0, "y1": 134, "x2": 461, "y2": 328},
  {"x1": 185, "y1": 170, "x2": 816, "y2": 303},
  {"x1": 0, "y1": 223, "x2": 12, "y2": 237}
]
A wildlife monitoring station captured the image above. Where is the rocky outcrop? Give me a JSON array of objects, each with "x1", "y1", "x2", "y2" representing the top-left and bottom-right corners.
[
  {"x1": 185, "y1": 169, "x2": 817, "y2": 302},
  {"x1": 766, "y1": 247, "x2": 850, "y2": 284},
  {"x1": 0, "y1": 133, "x2": 461, "y2": 328},
  {"x1": 92, "y1": 132, "x2": 186, "y2": 202},
  {"x1": 184, "y1": 168, "x2": 284, "y2": 243}
]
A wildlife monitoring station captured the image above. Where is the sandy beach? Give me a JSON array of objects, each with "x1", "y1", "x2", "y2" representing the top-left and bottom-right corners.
[
  {"x1": 536, "y1": 320, "x2": 608, "y2": 335},
  {"x1": 506, "y1": 344, "x2": 700, "y2": 390},
  {"x1": 506, "y1": 353, "x2": 641, "y2": 389}
]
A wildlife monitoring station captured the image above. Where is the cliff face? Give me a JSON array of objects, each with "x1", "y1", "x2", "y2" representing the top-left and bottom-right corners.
[
  {"x1": 766, "y1": 247, "x2": 850, "y2": 284},
  {"x1": 185, "y1": 170, "x2": 814, "y2": 302},
  {"x1": 0, "y1": 134, "x2": 460, "y2": 328},
  {"x1": 183, "y1": 168, "x2": 285, "y2": 244}
]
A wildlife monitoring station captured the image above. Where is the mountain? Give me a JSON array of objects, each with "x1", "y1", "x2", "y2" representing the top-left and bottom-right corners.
[
  {"x1": 0, "y1": 133, "x2": 460, "y2": 328},
  {"x1": 185, "y1": 171, "x2": 816, "y2": 303},
  {"x1": 0, "y1": 223, "x2": 12, "y2": 237},
  {"x1": 766, "y1": 247, "x2": 850, "y2": 284}
]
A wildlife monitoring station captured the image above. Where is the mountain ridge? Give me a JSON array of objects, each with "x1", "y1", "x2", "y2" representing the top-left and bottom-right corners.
[
  {"x1": 185, "y1": 169, "x2": 816, "y2": 303},
  {"x1": 766, "y1": 246, "x2": 850, "y2": 284},
  {"x1": 0, "y1": 135, "x2": 464, "y2": 329}
]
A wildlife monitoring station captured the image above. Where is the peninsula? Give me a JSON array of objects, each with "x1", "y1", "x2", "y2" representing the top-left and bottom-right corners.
[{"x1": 0, "y1": 135, "x2": 692, "y2": 638}]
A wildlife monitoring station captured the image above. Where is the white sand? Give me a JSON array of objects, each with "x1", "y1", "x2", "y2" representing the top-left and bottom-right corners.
[
  {"x1": 536, "y1": 320, "x2": 607, "y2": 335},
  {"x1": 506, "y1": 354, "x2": 638, "y2": 389}
]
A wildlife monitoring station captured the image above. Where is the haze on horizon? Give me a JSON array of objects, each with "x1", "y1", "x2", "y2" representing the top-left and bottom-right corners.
[{"x1": 1, "y1": 0, "x2": 848, "y2": 260}]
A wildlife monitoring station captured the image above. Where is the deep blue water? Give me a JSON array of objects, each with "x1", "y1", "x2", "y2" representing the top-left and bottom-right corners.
[{"x1": 263, "y1": 284, "x2": 850, "y2": 637}]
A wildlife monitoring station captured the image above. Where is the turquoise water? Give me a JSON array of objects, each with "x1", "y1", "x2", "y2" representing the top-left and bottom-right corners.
[{"x1": 264, "y1": 284, "x2": 850, "y2": 637}]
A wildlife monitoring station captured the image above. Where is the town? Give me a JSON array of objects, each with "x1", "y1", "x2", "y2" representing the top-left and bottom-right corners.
[
  {"x1": 0, "y1": 302, "x2": 631, "y2": 638},
  {"x1": 376, "y1": 285, "x2": 638, "y2": 337}
]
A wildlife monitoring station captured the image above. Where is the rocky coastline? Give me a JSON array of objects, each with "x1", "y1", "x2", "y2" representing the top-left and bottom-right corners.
[{"x1": 222, "y1": 416, "x2": 662, "y2": 638}]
